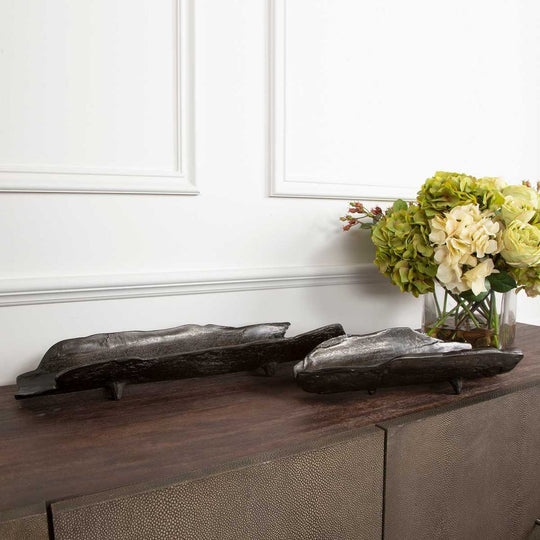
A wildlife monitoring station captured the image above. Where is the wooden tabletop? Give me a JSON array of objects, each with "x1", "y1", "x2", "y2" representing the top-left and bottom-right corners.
[{"x1": 1, "y1": 323, "x2": 539, "y2": 516}]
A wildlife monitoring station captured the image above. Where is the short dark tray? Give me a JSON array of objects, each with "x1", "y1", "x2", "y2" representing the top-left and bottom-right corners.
[{"x1": 296, "y1": 347, "x2": 524, "y2": 395}]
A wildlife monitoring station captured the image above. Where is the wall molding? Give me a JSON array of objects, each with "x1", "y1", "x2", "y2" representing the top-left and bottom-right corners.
[
  {"x1": 267, "y1": 0, "x2": 416, "y2": 201},
  {"x1": 0, "y1": 0, "x2": 196, "y2": 195},
  {"x1": 0, "y1": 264, "x2": 381, "y2": 307}
]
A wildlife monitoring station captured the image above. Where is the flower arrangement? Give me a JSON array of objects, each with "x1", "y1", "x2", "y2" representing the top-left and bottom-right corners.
[{"x1": 341, "y1": 171, "x2": 540, "y2": 348}]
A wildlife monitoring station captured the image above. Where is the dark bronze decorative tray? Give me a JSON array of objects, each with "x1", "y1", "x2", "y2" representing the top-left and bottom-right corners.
[
  {"x1": 294, "y1": 328, "x2": 523, "y2": 395},
  {"x1": 16, "y1": 322, "x2": 345, "y2": 400}
]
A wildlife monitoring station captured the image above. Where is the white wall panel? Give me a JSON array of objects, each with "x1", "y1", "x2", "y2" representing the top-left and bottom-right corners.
[
  {"x1": 0, "y1": 0, "x2": 195, "y2": 194},
  {"x1": 269, "y1": 0, "x2": 540, "y2": 199},
  {"x1": 0, "y1": 0, "x2": 537, "y2": 385}
]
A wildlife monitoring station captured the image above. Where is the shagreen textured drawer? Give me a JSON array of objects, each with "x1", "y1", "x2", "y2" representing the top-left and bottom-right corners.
[
  {"x1": 51, "y1": 428, "x2": 384, "y2": 540},
  {"x1": 382, "y1": 384, "x2": 540, "y2": 540}
]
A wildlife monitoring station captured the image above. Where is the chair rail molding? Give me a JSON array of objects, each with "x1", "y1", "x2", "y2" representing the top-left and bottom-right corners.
[
  {"x1": 0, "y1": 0, "x2": 196, "y2": 195},
  {"x1": 0, "y1": 264, "x2": 380, "y2": 307}
]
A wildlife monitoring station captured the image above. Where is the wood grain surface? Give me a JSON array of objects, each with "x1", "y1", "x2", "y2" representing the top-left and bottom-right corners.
[{"x1": 0, "y1": 323, "x2": 538, "y2": 516}]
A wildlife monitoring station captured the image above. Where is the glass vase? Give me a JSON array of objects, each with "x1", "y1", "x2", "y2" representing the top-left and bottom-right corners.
[{"x1": 422, "y1": 282, "x2": 517, "y2": 349}]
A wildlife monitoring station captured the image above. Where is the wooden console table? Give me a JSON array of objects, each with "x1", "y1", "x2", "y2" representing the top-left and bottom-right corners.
[{"x1": 1, "y1": 323, "x2": 539, "y2": 539}]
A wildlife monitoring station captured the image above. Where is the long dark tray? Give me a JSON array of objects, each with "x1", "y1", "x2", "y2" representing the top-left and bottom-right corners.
[
  {"x1": 295, "y1": 347, "x2": 524, "y2": 395},
  {"x1": 16, "y1": 324, "x2": 344, "y2": 400}
]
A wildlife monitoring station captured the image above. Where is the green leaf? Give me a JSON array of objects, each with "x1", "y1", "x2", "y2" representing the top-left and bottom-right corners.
[
  {"x1": 488, "y1": 271, "x2": 517, "y2": 293},
  {"x1": 359, "y1": 222, "x2": 373, "y2": 230},
  {"x1": 392, "y1": 199, "x2": 408, "y2": 212},
  {"x1": 460, "y1": 283, "x2": 490, "y2": 303}
]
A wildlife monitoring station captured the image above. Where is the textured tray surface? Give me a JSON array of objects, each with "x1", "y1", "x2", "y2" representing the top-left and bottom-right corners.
[{"x1": 0, "y1": 323, "x2": 539, "y2": 515}]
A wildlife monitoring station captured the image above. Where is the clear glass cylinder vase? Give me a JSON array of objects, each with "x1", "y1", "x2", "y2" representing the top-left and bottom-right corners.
[{"x1": 422, "y1": 282, "x2": 517, "y2": 349}]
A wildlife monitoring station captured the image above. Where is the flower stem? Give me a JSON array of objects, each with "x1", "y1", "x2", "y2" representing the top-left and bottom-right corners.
[
  {"x1": 447, "y1": 291, "x2": 481, "y2": 328},
  {"x1": 442, "y1": 288, "x2": 448, "y2": 317},
  {"x1": 452, "y1": 298, "x2": 486, "y2": 335},
  {"x1": 426, "y1": 303, "x2": 460, "y2": 336},
  {"x1": 432, "y1": 289, "x2": 442, "y2": 318},
  {"x1": 489, "y1": 290, "x2": 500, "y2": 348}
]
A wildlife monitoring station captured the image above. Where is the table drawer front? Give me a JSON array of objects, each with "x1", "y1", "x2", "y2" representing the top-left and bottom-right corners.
[
  {"x1": 0, "y1": 512, "x2": 48, "y2": 540},
  {"x1": 383, "y1": 385, "x2": 540, "y2": 540},
  {"x1": 52, "y1": 428, "x2": 384, "y2": 540}
]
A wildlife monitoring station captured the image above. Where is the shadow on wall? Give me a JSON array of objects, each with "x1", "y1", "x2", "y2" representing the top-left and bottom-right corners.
[
  {"x1": 309, "y1": 230, "x2": 422, "y2": 335},
  {"x1": 309, "y1": 274, "x2": 421, "y2": 336},
  {"x1": 337, "y1": 227, "x2": 376, "y2": 264}
]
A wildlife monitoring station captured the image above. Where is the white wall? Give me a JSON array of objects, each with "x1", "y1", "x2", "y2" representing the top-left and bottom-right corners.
[{"x1": 0, "y1": 0, "x2": 538, "y2": 385}]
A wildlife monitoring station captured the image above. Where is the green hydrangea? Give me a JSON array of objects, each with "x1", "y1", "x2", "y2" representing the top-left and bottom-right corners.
[
  {"x1": 475, "y1": 177, "x2": 506, "y2": 211},
  {"x1": 510, "y1": 266, "x2": 540, "y2": 297},
  {"x1": 417, "y1": 171, "x2": 505, "y2": 216},
  {"x1": 417, "y1": 171, "x2": 478, "y2": 216},
  {"x1": 371, "y1": 204, "x2": 437, "y2": 296}
]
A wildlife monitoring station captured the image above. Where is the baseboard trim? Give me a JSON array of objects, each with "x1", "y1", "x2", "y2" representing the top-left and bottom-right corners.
[{"x1": 0, "y1": 264, "x2": 381, "y2": 307}]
